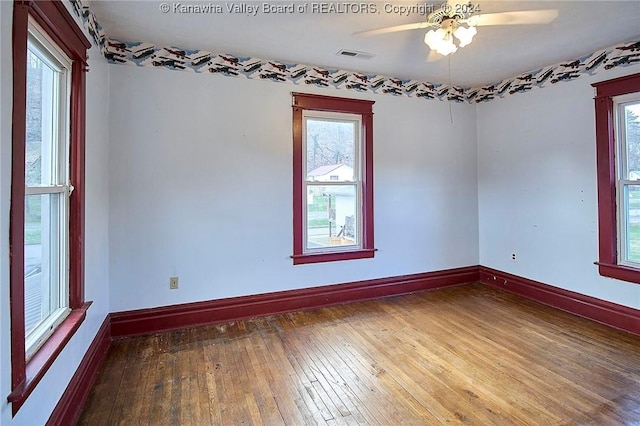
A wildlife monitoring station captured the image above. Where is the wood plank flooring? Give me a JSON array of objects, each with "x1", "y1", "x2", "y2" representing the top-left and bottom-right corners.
[{"x1": 78, "y1": 284, "x2": 640, "y2": 425}]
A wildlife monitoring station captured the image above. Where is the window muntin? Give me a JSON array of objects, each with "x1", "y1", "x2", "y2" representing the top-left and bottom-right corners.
[
  {"x1": 615, "y1": 96, "x2": 640, "y2": 267},
  {"x1": 303, "y1": 112, "x2": 362, "y2": 252},
  {"x1": 24, "y1": 21, "x2": 73, "y2": 359}
]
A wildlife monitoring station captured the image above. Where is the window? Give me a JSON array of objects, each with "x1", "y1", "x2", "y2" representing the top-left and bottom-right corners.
[
  {"x1": 593, "y1": 73, "x2": 640, "y2": 283},
  {"x1": 615, "y1": 96, "x2": 640, "y2": 266},
  {"x1": 292, "y1": 93, "x2": 375, "y2": 264},
  {"x1": 10, "y1": 1, "x2": 90, "y2": 414},
  {"x1": 25, "y1": 21, "x2": 73, "y2": 360}
]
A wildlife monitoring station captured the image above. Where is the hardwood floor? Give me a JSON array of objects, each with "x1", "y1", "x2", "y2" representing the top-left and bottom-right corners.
[{"x1": 78, "y1": 284, "x2": 640, "y2": 425}]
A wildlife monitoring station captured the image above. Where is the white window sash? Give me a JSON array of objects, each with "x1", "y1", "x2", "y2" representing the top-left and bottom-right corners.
[
  {"x1": 25, "y1": 185, "x2": 70, "y2": 195},
  {"x1": 302, "y1": 182, "x2": 362, "y2": 253},
  {"x1": 24, "y1": 19, "x2": 73, "y2": 360},
  {"x1": 615, "y1": 94, "x2": 640, "y2": 267},
  {"x1": 301, "y1": 111, "x2": 364, "y2": 253}
]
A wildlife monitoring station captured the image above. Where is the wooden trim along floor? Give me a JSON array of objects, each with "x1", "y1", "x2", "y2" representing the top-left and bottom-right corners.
[
  {"x1": 479, "y1": 266, "x2": 640, "y2": 336},
  {"x1": 48, "y1": 265, "x2": 640, "y2": 424},
  {"x1": 46, "y1": 316, "x2": 111, "y2": 426},
  {"x1": 78, "y1": 283, "x2": 640, "y2": 425},
  {"x1": 110, "y1": 266, "x2": 480, "y2": 338}
]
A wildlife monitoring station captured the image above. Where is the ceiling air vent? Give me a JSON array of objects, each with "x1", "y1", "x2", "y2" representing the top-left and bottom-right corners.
[{"x1": 336, "y1": 49, "x2": 375, "y2": 60}]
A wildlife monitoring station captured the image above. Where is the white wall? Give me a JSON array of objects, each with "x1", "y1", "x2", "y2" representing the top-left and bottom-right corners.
[
  {"x1": 108, "y1": 65, "x2": 479, "y2": 312},
  {"x1": 1, "y1": 0, "x2": 639, "y2": 421},
  {"x1": 2, "y1": 2, "x2": 639, "y2": 420},
  {"x1": 0, "y1": 2, "x2": 111, "y2": 423},
  {"x1": 477, "y1": 64, "x2": 640, "y2": 309}
]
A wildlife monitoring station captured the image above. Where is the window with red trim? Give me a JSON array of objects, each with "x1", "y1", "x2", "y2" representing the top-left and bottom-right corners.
[
  {"x1": 292, "y1": 93, "x2": 375, "y2": 264},
  {"x1": 9, "y1": 0, "x2": 90, "y2": 414},
  {"x1": 593, "y1": 73, "x2": 640, "y2": 284}
]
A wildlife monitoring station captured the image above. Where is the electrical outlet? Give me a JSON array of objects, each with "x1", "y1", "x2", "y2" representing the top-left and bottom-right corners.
[
  {"x1": 511, "y1": 253, "x2": 517, "y2": 262},
  {"x1": 169, "y1": 276, "x2": 179, "y2": 289}
]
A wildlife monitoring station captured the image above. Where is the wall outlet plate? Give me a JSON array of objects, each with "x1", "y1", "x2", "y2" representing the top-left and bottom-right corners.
[{"x1": 170, "y1": 276, "x2": 179, "y2": 289}]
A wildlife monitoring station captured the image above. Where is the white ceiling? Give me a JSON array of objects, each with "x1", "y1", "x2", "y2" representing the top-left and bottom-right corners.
[{"x1": 90, "y1": 1, "x2": 640, "y2": 87}]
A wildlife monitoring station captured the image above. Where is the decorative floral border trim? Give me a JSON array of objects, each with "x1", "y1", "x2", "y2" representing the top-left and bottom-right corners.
[{"x1": 70, "y1": 0, "x2": 640, "y2": 104}]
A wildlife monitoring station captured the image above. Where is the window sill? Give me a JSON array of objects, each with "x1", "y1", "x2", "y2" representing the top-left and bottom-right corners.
[
  {"x1": 595, "y1": 262, "x2": 640, "y2": 284},
  {"x1": 8, "y1": 301, "x2": 92, "y2": 415},
  {"x1": 292, "y1": 249, "x2": 376, "y2": 265}
]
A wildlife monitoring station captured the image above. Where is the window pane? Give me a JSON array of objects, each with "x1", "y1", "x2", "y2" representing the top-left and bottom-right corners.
[
  {"x1": 26, "y1": 44, "x2": 59, "y2": 186},
  {"x1": 306, "y1": 119, "x2": 355, "y2": 182},
  {"x1": 622, "y1": 102, "x2": 640, "y2": 180},
  {"x1": 24, "y1": 194, "x2": 63, "y2": 338},
  {"x1": 306, "y1": 185, "x2": 358, "y2": 250},
  {"x1": 622, "y1": 185, "x2": 640, "y2": 264}
]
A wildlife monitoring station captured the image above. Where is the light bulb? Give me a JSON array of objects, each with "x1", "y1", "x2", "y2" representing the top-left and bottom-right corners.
[
  {"x1": 424, "y1": 29, "x2": 440, "y2": 50},
  {"x1": 454, "y1": 25, "x2": 477, "y2": 47},
  {"x1": 436, "y1": 39, "x2": 457, "y2": 56},
  {"x1": 425, "y1": 23, "x2": 471, "y2": 56},
  {"x1": 424, "y1": 28, "x2": 450, "y2": 52}
]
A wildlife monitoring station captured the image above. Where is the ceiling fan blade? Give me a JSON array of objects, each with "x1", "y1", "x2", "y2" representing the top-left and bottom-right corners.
[
  {"x1": 353, "y1": 22, "x2": 432, "y2": 37},
  {"x1": 426, "y1": 50, "x2": 441, "y2": 63},
  {"x1": 467, "y1": 9, "x2": 558, "y2": 26}
]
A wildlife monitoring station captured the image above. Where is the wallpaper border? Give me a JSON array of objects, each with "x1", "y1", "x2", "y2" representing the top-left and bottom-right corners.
[{"x1": 70, "y1": 0, "x2": 640, "y2": 103}]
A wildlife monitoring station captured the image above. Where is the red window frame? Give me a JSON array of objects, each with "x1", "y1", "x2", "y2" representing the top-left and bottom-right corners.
[
  {"x1": 9, "y1": 0, "x2": 91, "y2": 414},
  {"x1": 292, "y1": 93, "x2": 375, "y2": 264},
  {"x1": 593, "y1": 73, "x2": 640, "y2": 284}
]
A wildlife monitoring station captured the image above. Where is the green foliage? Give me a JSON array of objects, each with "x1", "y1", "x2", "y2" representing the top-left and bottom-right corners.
[
  {"x1": 629, "y1": 223, "x2": 640, "y2": 263},
  {"x1": 625, "y1": 108, "x2": 640, "y2": 173},
  {"x1": 25, "y1": 196, "x2": 41, "y2": 224},
  {"x1": 308, "y1": 218, "x2": 329, "y2": 228},
  {"x1": 25, "y1": 196, "x2": 42, "y2": 245},
  {"x1": 307, "y1": 194, "x2": 336, "y2": 228},
  {"x1": 307, "y1": 195, "x2": 335, "y2": 212},
  {"x1": 25, "y1": 229, "x2": 41, "y2": 245}
]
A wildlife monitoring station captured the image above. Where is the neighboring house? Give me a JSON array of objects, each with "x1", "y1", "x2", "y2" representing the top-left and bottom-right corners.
[
  {"x1": 306, "y1": 164, "x2": 356, "y2": 244},
  {"x1": 307, "y1": 164, "x2": 353, "y2": 182}
]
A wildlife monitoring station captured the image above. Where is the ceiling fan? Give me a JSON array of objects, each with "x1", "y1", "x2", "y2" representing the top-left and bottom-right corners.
[{"x1": 354, "y1": 1, "x2": 558, "y2": 59}]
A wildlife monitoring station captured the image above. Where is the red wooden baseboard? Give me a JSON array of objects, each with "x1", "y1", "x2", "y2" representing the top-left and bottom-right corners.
[
  {"x1": 110, "y1": 266, "x2": 480, "y2": 338},
  {"x1": 479, "y1": 267, "x2": 640, "y2": 336},
  {"x1": 44, "y1": 265, "x2": 640, "y2": 425},
  {"x1": 46, "y1": 316, "x2": 111, "y2": 426}
]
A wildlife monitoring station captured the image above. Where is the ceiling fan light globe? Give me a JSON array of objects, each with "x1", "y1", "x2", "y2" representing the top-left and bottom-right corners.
[
  {"x1": 424, "y1": 29, "x2": 441, "y2": 50},
  {"x1": 436, "y1": 40, "x2": 457, "y2": 56},
  {"x1": 454, "y1": 25, "x2": 477, "y2": 47}
]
